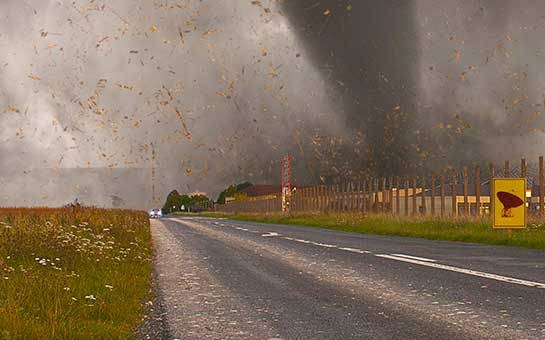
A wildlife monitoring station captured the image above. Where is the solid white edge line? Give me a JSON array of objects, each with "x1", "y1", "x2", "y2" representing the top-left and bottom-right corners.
[
  {"x1": 391, "y1": 254, "x2": 437, "y2": 262},
  {"x1": 376, "y1": 254, "x2": 545, "y2": 289}
]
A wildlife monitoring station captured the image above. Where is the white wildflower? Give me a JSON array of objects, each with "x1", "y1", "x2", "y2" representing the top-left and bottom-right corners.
[{"x1": 85, "y1": 295, "x2": 96, "y2": 301}]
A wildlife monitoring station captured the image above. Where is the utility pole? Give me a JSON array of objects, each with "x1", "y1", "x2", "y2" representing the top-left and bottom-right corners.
[{"x1": 281, "y1": 154, "x2": 292, "y2": 212}]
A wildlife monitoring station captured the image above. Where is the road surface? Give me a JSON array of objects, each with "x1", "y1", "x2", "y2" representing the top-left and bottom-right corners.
[{"x1": 151, "y1": 216, "x2": 545, "y2": 339}]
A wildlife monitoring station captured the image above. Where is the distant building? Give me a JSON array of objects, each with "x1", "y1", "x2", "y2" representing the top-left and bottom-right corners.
[
  {"x1": 239, "y1": 185, "x2": 282, "y2": 198},
  {"x1": 191, "y1": 191, "x2": 207, "y2": 197}
]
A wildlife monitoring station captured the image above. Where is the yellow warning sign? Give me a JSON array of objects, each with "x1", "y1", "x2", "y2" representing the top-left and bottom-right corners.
[{"x1": 492, "y1": 178, "x2": 527, "y2": 229}]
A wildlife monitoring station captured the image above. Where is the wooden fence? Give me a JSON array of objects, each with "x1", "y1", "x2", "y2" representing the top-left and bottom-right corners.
[{"x1": 217, "y1": 157, "x2": 545, "y2": 217}]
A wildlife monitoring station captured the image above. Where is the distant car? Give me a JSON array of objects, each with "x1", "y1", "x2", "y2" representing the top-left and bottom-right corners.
[{"x1": 149, "y1": 209, "x2": 162, "y2": 219}]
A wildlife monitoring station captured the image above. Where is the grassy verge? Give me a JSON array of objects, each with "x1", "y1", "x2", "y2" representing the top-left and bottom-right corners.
[
  {"x1": 173, "y1": 211, "x2": 545, "y2": 251},
  {"x1": 0, "y1": 208, "x2": 152, "y2": 339}
]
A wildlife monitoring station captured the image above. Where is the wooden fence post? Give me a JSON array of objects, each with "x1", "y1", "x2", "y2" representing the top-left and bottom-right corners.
[
  {"x1": 431, "y1": 172, "x2": 436, "y2": 216},
  {"x1": 314, "y1": 186, "x2": 318, "y2": 211},
  {"x1": 301, "y1": 187, "x2": 305, "y2": 211},
  {"x1": 322, "y1": 186, "x2": 327, "y2": 212},
  {"x1": 369, "y1": 179, "x2": 373, "y2": 213},
  {"x1": 295, "y1": 188, "x2": 300, "y2": 212},
  {"x1": 326, "y1": 185, "x2": 330, "y2": 212},
  {"x1": 395, "y1": 176, "x2": 400, "y2": 215},
  {"x1": 362, "y1": 179, "x2": 367, "y2": 213},
  {"x1": 306, "y1": 187, "x2": 310, "y2": 212},
  {"x1": 421, "y1": 175, "x2": 426, "y2": 215},
  {"x1": 355, "y1": 181, "x2": 359, "y2": 212},
  {"x1": 368, "y1": 179, "x2": 373, "y2": 213},
  {"x1": 315, "y1": 185, "x2": 319, "y2": 211},
  {"x1": 356, "y1": 177, "x2": 361, "y2": 212},
  {"x1": 342, "y1": 182, "x2": 348, "y2": 212},
  {"x1": 404, "y1": 176, "x2": 409, "y2": 216},
  {"x1": 310, "y1": 186, "x2": 314, "y2": 211},
  {"x1": 388, "y1": 176, "x2": 394, "y2": 214},
  {"x1": 346, "y1": 182, "x2": 350, "y2": 212},
  {"x1": 505, "y1": 160, "x2": 509, "y2": 177},
  {"x1": 349, "y1": 182, "x2": 356, "y2": 211},
  {"x1": 539, "y1": 156, "x2": 545, "y2": 218},
  {"x1": 412, "y1": 176, "x2": 418, "y2": 215},
  {"x1": 313, "y1": 186, "x2": 318, "y2": 212},
  {"x1": 310, "y1": 186, "x2": 315, "y2": 211},
  {"x1": 299, "y1": 187, "x2": 303, "y2": 212},
  {"x1": 314, "y1": 186, "x2": 319, "y2": 212},
  {"x1": 322, "y1": 185, "x2": 327, "y2": 212},
  {"x1": 463, "y1": 166, "x2": 469, "y2": 216},
  {"x1": 328, "y1": 185, "x2": 333, "y2": 212},
  {"x1": 307, "y1": 187, "x2": 312, "y2": 211},
  {"x1": 475, "y1": 165, "x2": 481, "y2": 216},
  {"x1": 381, "y1": 178, "x2": 386, "y2": 214},
  {"x1": 451, "y1": 168, "x2": 457, "y2": 216},
  {"x1": 441, "y1": 169, "x2": 446, "y2": 217},
  {"x1": 337, "y1": 184, "x2": 342, "y2": 212}
]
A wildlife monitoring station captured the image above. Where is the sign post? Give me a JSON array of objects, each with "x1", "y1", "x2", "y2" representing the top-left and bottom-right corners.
[{"x1": 492, "y1": 178, "x2": 527, "y2": 229}]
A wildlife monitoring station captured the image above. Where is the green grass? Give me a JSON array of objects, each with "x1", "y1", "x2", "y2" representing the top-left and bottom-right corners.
[
  {"x1": 174, "y1": 211, "x2": 545, "y2": 250},
  {"x1": 0, "y1": 208, "x2": 152, "y2": 339}
]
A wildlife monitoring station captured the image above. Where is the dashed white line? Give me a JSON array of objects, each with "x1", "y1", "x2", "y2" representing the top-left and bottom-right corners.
[
  {"x1": 391, "y1": 254, "x2": 437, "y2": 262},
  {"x1": 310, "y1": 242, "x2": 337, "y2": 248},
  {"x1": 339, "y1": 247, "x2": 371, "y2": 254},
  {"x1": 375, "y1": 254, "x2": 545, "y2": 289},
  {"x1": 261, "y1": 232, "x2": 280, "y2": 237}
]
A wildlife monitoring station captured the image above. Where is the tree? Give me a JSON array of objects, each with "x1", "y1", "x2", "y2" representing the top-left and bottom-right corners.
[
  {"x1": 162, "y1": 190, "x2": 213, "y2": 213},
  {"x1": 162, "y1": 190, "x2": 183, "y2": 214},
  {"x1": 217, "y1": 181, "x2": 253, "y2": 204}
]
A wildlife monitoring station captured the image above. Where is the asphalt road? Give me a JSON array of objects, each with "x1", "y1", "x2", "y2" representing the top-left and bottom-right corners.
[{"x1": 151, "y1": 216, "x2": 545, "y2": 339}]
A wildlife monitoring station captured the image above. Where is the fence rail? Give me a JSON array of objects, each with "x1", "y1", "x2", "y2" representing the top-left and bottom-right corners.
[{"x1": 217, "y1": 157, "x2": 545, "y2": 217}]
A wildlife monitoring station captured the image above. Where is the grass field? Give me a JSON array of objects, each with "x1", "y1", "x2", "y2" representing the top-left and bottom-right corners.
[
  {"x1": 175, "y1": 211, "x2": 545, "y2": 251},
  {"x1": 0, "y1": 208, "x2": 152, "y2": 339}
]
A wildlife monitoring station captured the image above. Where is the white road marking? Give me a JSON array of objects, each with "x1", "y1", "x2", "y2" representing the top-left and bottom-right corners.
[
  {"x1": 310, "y1": 242, "x2": 337, "y2": 248},
  {"x1": 391, "y1": 254, "x2": 436, "y2": 262},
  {"x1": 235, "y1": 227, "x2": 249, "y2": 231},
  {"x1": 375, "y1": 254, "x2": 545, "y2": 289},
  {"x1": 171, "y1": 218, "x2": 545, "y2": 290},
  {"x1": 339, "y1": 247, "x2": 371, "y2": 254}
]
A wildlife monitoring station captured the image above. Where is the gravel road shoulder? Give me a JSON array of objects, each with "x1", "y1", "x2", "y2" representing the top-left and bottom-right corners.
[{"x1": 147, "y1": 219, "x2": 277, "y2": 339}]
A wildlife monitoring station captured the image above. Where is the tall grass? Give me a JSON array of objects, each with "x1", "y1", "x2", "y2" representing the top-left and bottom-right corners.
[
  {"x1": 179, "y1": 211, "x2": 545, "y2": 250},
  {"x1": 0, "y1": 208, "x2": 152, "y2": 339}
]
